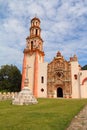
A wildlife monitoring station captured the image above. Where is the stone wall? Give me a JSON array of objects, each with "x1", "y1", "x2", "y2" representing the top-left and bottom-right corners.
[{"x1": 0, "y1": 92, "x2": 19, "y2": 101}]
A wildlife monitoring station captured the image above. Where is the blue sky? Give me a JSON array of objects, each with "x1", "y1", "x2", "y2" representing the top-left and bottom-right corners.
[{"x1": 0, "y1": 0, "x2": 87, "y2": 71}]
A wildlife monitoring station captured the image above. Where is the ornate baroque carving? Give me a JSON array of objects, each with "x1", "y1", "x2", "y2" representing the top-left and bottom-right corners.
[{"x1": 47, "y1": 51, "x2": 72, "y2": 97}]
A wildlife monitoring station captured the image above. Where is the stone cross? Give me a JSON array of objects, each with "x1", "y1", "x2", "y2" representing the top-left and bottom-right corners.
[
  {"x1": 24, "y1": 65, "x2": 31, "y2": 87},
  {"x1": 25, "y1": 65, "x2": 31, "y2": 79}
]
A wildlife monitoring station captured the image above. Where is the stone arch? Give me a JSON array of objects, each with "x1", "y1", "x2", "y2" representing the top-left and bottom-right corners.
[{"x1": 82, "y1": 77, "x2": 87, "y2": 85}]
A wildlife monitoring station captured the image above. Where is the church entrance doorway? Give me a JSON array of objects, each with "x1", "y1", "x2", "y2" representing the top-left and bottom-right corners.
[{"x1": 57, "y1": 87, "x2": 63, "y2": 97}]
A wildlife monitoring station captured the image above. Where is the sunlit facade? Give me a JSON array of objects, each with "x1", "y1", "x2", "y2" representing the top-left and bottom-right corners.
[{"x1": 21, "y1": 17, "x2": 87, "y2": 98}]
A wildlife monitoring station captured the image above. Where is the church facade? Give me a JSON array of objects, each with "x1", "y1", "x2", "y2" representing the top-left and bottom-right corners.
[{"x1": 21, "y1": 17, "x2": 87, "y2": 98}]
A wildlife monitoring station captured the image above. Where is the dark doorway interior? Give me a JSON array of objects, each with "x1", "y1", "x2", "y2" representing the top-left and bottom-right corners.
[{"x1": 57, "y1": 87, "x2": 63, "y2": 97}]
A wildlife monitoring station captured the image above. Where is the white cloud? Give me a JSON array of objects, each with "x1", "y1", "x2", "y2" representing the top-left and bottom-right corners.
[
  {"x1": 3, "y1": 18, "x2": 25, "y2": 34},
  {"x1": 0, "y1": 45, "x2": 23, "y2": 67}
]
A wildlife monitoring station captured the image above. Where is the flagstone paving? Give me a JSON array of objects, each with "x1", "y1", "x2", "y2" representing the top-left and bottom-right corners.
[{"x1": 66, "y1": 105, "x2": 87, "y2": 130}]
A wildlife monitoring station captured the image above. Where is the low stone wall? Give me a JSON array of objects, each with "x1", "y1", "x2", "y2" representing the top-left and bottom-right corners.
[{"x1": 0, "y1": 92, "x2": 19, "y2": 101}]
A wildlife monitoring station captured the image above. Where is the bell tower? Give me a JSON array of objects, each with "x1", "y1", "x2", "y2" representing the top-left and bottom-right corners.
[
  {"x1": 21, "y1": 17, "x2": 45, "y2": 97},
  {"x1": 26, "y1": 17, "x2": 44, "y2": 54}
]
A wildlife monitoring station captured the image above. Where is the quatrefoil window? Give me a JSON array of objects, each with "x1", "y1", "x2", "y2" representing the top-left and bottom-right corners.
[{"x1": 57, "y1": 72, "x2": 63, "y2": 78}]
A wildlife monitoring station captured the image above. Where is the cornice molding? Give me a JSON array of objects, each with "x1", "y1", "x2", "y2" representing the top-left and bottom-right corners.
[{"x1": 23, "y1": 48, "x2": 45, "y2": 56}]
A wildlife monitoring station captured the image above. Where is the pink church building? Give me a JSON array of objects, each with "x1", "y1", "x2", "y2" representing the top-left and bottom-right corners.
[{"x1": 21, "y1": 17, "x2": 87, "y2": 98}]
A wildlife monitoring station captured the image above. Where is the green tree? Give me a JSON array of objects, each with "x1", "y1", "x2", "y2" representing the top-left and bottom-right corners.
[
  {"x1": 0, "y1": 65, "x2": 21, "y2": 92},
  {"x1": 82, "y1": 65, "x2": 87, "y2": 70}
]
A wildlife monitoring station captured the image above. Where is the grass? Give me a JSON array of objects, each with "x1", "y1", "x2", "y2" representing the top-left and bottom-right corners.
[{"x1": 0, "y1": 98, "x2": 87, "y2": 130}]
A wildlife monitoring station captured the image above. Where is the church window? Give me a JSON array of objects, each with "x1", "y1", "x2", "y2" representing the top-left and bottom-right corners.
[
  {"x1": 57, "y1": 72, "x2": 61, "y2": 77},
  {"x1": 31, "y1": 41, "x2": 33, "y2": 50},
  {"x1": 36, "y1": 29, "x2": 38, "y2": 35},
  {"x1": 41, "y1": 88, "x2": 44, "y2": 92},
  {"x1": 41, "y1": 76, "x2": 44, "y2": 83},
  {"x1": 74, "y1": 74, "x2": 77, "y2": 80}
]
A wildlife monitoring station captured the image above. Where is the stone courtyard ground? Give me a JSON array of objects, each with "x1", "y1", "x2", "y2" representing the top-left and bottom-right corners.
[{"x1": 67, "y1": 105, "x2": 87, "y2": 130}]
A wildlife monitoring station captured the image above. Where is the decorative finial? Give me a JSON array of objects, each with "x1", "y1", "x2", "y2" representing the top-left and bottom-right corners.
[{"x1": 57, "y1": 51, "x2": 61, "y2": 57}]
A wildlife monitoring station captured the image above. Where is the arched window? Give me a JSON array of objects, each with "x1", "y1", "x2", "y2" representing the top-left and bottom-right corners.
[
  {"x1": 31, "y1": 41, "x2": 33, "y2": 50},
  {"x1": 41, "y1": 76, "x2": 44, "y2": 83},
  {"x1": 36, "y1": 29, "x2": 38, "y2": 35}
]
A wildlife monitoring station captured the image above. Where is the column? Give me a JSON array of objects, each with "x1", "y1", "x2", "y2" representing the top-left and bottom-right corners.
[{"x1": 33, "y1": 51, "x2": 38, "y2": 97}]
